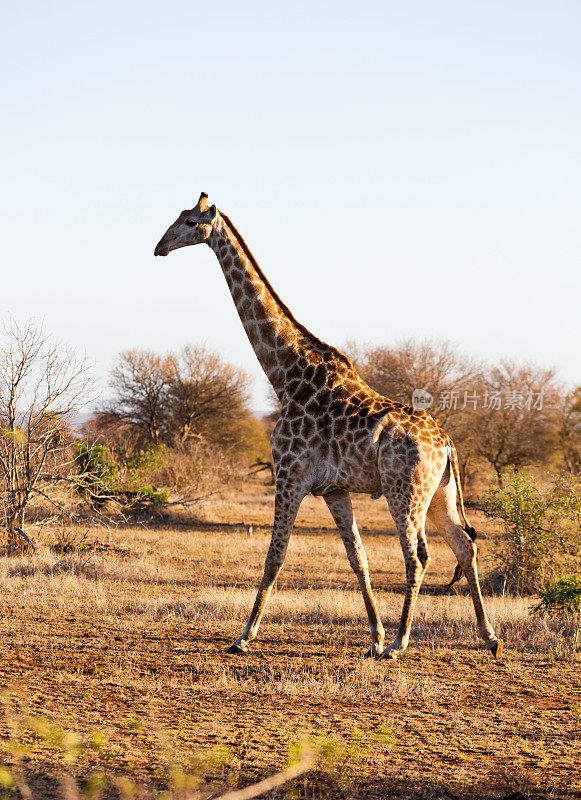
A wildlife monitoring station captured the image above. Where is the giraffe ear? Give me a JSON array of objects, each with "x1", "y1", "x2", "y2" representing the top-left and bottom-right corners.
[{"x1": 207, "y1": 204, "x2": 217, "y2": 220}]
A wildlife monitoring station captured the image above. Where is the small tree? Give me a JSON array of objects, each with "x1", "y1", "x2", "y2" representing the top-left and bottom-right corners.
[
  {"x1": 167, "y1": 344, "x2": 251, "y2": 447},
  {"x1": 0, "y1": 320, "x2": 91, "y2": 551},
  {"x1": 109, "y1": 349, "x2": 174, "y2": 444},
  {"x1": 480, "y1": 474, "x2": 581, "y2": 593},
  {"x1": 531, "y1": 577, "x2": 581, "y2": 647},
  {"x1": 467, "y1": 362, "x2": 560, "y2": 486},
  {"x1": 556, "y1": 386, "x2": 581, "y2": 474}
]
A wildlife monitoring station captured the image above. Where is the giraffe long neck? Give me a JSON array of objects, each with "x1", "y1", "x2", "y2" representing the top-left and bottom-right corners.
[{"x1": 207, "y1": 213, "x2": 348, "y2": 398}]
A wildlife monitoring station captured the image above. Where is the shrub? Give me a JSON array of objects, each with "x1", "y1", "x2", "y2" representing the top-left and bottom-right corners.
[
  {"x1": 152, "y1": 440, "x2": 244, "y2": 496},
  {"x1": 479, "y1": 474, "x2": 581, "y2": 593},
  {"x1": 75, "y1": 441, "x2": 170, "y2": 514},
  {"x1": 530, "y1": 576, "x2": 581, "y2": 617},
  {"x1": 123, "y1": 444, "x2": 165, "y2": 488},
  {"x1": 530, "y1": 577, "x2": 581, "y2": 649},
  {"x1": 74, "y1": 441, "x2": 118, "y2": 509}
]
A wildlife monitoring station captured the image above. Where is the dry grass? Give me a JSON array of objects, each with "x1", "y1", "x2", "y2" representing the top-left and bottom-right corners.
[{"x1": 0, "y1": 481, "x2": 579, "y2": 799}]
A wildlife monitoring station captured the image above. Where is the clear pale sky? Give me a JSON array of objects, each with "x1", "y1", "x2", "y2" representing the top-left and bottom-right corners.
[{"x1": 2, "y1": 1, "x2": 579, "y2": 412}]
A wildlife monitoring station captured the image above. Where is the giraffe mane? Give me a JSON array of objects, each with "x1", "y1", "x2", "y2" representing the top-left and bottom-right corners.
[{"x1": 219, "y1": 211, "x2": 353, "y2": 368}]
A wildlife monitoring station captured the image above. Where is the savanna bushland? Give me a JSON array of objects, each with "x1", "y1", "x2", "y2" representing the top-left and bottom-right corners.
[{"x1": 1, "y1": 325, "x2": 579, "y2": 799}]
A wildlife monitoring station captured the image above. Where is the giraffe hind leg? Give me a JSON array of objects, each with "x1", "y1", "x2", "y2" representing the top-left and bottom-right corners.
[{"x1": 428, "y1": 483, "x2": 502, "y2": 657}]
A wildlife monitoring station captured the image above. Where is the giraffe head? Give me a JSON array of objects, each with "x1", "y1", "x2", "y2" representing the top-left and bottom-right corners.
[{"x1": 154, "y1": 192, "x2": 217, "y2": 256}]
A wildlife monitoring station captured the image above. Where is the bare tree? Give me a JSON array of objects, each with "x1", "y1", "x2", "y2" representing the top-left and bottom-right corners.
[
  {"x1": 350, "y1": 339, "x2": 564, "y2": 489},
  {"x1": 350, "y1": 338, "x2": 484, "y2": 425},
  {"x1": 109, "y1": 350, "x2": 174, "y2": 444},
  {"x1": 351, "y1": 338, "x2": 485, "y2": 484},
  {"x1": 0, "y1": 320, "x2": 91, "y2": 551},
  {"x1": 468, "y1": 361, "x2": 560, "y2": 486},
  {"x1": 107, "y1": 345, "x2": 251, "y2": 451},
  {"x1": 555, "y1": 386, "x2": 581, "y2": 474},
  {"x1": 167, "y1": 344, "x2": 251, "y2": 447}
]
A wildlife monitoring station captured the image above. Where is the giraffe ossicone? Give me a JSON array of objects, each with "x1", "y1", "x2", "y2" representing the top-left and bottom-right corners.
[{"x1": 154, "y1": 194, "x2": 502, "y2": 661}]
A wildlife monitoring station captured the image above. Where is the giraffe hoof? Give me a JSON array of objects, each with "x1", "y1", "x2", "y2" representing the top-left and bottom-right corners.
[
  {"x1": 490, "y1": 640, "x2": 504, "y2": 659},
  {"x1": 226, "y1": 642, "x2": 249, "y2": 655},
  {"x1": 364, "y1": 647, "x2": 384, "y2": 659},
  {"x1": 382, "y1": 649, "x2": 399, "y2": 660}
]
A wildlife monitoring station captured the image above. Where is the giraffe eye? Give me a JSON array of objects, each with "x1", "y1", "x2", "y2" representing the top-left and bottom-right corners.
[{"x1": 184, "y1": 219, "x2": 196, "y2": 228}]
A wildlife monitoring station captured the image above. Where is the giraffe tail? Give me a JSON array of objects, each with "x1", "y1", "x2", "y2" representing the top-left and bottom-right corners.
[{"x1": 443, "y1": 442, "x2": 477, "y2": 594}]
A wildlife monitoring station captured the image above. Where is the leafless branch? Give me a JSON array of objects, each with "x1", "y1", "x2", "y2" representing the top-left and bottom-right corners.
[{"x1": 0, "y1": 318, "x2": 93, "y2": 549}]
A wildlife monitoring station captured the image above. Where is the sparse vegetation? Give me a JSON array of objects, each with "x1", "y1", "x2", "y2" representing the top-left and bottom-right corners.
[
  {"x1": 0, "y1": 320, "x2": 91, "y2": 551},
  {"x1": 478, "y1": 473, "x2": 581, "y2": 593},
  {"x1": 0, "y1": 483, "x2": 579, "y2": 799},
  {"x1": 531, "y1": 576, "x2": 581, "y2": 649},
  {"x1": 351, "y1": 339, "x2": 570, "y2": 490},
  {"x1": 0, "y1": 324, "x2": 579, "y2": 798}
]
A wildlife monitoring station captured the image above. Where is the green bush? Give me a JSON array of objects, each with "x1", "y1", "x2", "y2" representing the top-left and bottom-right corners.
[
  {"x1": 129, "y1": 485, "x2": 169, "y2": 506},
  {"x1": 124, "y1": 445, "x2": 165, "y2": 487},
  {"x1": 530, "y1": 576, "x2": 581, "y2": 650},
  {"x1": 75, "y1": 441, "x2": 168, "y2": 513},
  {"x1": 74, "y1": 441, "x2": 118, "y2": 509},
  {"x1": 530, "y1": 576, "x2": 581, "y2": 617},
  {"x1": 479, "y1": 474, "x2": 581, "y2": 593},
  {"x1": 121, "y1": 446, "x2": 169, "y2": 509}
]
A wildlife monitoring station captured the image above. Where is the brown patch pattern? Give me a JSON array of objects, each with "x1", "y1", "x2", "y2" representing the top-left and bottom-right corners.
[{"x1": 155, "y1": 195, "x2": 501, "y2": 659}]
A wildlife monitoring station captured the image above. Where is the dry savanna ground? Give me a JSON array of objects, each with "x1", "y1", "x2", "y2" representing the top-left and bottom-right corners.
[{"x1": 1, "y1": 480, "x2": 579, "y2": 800}]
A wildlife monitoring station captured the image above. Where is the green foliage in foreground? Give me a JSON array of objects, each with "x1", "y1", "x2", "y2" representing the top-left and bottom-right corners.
[
  {"x1": 479, "y1": 473, "x2": 581, "y2": 593},
  {"x1": 0, "y1": 710, "x2": 393, "y2": 800}
]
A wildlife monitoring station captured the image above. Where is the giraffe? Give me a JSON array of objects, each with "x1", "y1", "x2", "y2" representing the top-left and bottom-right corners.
[{"x1": 154, "y1": 193, "x2": 503, "y2": 660}]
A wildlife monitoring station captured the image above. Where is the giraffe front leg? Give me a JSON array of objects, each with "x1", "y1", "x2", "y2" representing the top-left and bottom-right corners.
[
  {"x1": 227, "y1": 481, "x2": 305, "y2": 655},
  {"x1": 324, "y1": 491, "x2": 385, "y2": 658}
]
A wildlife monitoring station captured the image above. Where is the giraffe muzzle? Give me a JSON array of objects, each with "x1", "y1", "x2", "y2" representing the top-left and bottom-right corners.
[{"x1": 154, "y1": 240, "x2": 170, "y2": 257}]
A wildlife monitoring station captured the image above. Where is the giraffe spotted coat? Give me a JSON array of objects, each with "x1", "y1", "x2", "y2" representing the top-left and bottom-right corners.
[{"x1": 155, "y1": 193, "x2": 502, "y2": 660}]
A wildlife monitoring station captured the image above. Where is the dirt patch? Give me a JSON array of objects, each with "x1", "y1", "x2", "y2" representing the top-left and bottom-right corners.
[{"x1": 0, "y1": 496, "x2": 579, "y2": 799}]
